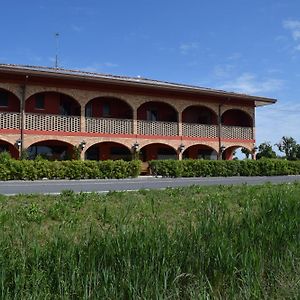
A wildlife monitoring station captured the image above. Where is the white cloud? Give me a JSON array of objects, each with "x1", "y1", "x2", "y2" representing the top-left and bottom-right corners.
[
  {"x1": 256, "y1": 101, "x2": 300, "y2": 147},
  {"x1": 213, "y1": 64, "x2": 235, "y2": 78},
  {"x1": 179, "y1": 42, "x2": 199, "y2": 54},
  {"x1": 71, "y1": 25, "x2": 83, "y2": 33},
  {"x1": 79, "y1": 62, "x2": 119, "y2": 73},
  {"x1": 283, "y1": 20, "x2": 300, "y2": 40},
  {"x1": 283, "y1": 19, "x2": 300, "y2": 51},
  {"x1": 227, "y1": 52, "x2": 242, "y2": 61},
  {"x1": 217, "y1": 73, "x2": 284, "y2": 95}
]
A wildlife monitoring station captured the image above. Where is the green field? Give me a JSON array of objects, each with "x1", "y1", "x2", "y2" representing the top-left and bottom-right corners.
[{"x1": 0, "y1": 184, "x2": 299, "y2": 299}]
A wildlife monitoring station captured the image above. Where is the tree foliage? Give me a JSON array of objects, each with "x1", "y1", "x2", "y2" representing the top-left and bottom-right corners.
[{"x1": 256, "y1": 142, "x2": 277, "y2": 160}]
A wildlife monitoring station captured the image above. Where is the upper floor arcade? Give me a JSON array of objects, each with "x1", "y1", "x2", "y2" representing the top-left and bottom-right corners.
[{"x1": 0, "y1": 64, "x2": 276, "y2": 142}]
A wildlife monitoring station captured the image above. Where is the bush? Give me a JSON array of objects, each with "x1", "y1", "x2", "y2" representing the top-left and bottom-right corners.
[
  {"x1": 149, "y1": 159, "x2": 300, "y2": 177},
  {"x1": 0, "y1": 158, "x2": 141, "y2": 181}
]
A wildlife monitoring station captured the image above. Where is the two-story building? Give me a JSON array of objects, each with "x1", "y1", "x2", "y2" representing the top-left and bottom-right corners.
[{"x1": 0, "y1": 64, "x2": 276, "y2": 161}]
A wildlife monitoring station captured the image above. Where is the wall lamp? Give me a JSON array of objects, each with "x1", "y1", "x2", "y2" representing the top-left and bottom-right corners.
[
  {"x1": 220, "y1": 145, "x2": 226, "y2": 153},
  {"x1": 16, "y1": 139, "x2": 22, "y2": 149},
  {"x1": 79, "y1": 140, "x2": 86, "y2": 150},
  {"x1": 132, "y1": 142, "x2": 139, "y2": 151},
  {"x1": 178, "y1": 143, "x2": 185, "y2": 153}
]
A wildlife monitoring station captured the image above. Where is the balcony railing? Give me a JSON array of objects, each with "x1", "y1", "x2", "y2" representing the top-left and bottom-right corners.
[
  {"x1": 0, "y1": 112, "x2": 254, "y2": 140},
  {"x1": 137, "y1": 120, "x2": 178, "y2": 136},
  {"x1": 182, "y1": 123, "x2": 218, "y2": 138},
  {"x1": 86, "y1": 117, "x2": 133, "y2": 134},
  {"x1": 222, "y1": 125, "x2": 253, "y2": 140},
  {"x1": 25, "y1": 113, "x2": 81, "y2": 132},
  {"x1": 0, "y1": 112, "x2": 20, "y2": 130}
]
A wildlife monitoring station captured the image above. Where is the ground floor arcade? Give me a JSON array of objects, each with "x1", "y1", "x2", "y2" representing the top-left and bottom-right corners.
[{"x1": 0, "y1": 131, "x2": 256, "y2": 162}]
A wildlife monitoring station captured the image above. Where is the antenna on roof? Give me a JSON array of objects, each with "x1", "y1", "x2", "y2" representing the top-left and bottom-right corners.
[{"x1": 55, "y1": 32, "x2": 60, "y2": 69}]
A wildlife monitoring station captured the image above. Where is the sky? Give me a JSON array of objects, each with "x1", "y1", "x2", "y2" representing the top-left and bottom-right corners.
[{"x1": 1, "y1": 0, "x2": 300, "y2": 151}]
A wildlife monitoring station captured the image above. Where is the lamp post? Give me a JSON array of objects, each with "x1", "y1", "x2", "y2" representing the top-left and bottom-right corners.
[
  {"x1": 132, "y1": 142, "x2": 139, "y2": 160},
  {"x1": 219, "y1": 145, "x2": 226, "y2": 160}
]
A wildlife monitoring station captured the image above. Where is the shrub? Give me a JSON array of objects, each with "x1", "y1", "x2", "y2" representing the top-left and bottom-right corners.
[
  {"x1": 0, "y1": 159, "x2": 141, "y2": 181},
  {"x1": 149, "y1": 159, "x2": 300, "y2": 177}
]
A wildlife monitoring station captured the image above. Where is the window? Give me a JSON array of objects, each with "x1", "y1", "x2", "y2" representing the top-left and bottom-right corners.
[
  {"x1": 0, "y1": 91, "x2": 8, "y2": 107},
  {"x1": 146, "y1": 109, "x2": 158, "y2": 121},
  {"x1": 103, "y1": 103, "x2": 110, "y2": 117},
  {"x1": 59, "y1": 100, "x2": 71, "y2": 116},
  {"x1": 35, "y1": 94, "x2": 45, "y2": 109},
  {"x1": 85, "y1": 103, "x2": 93, "y2": 117}
]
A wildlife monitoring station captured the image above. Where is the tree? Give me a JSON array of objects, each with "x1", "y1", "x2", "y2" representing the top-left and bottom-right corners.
[
  {"x1": 241, "y1": 147, "x2": 251, "y2": 159},
  {"x1": 256, "y1": 142, "x2": 277, "y2": 159},
  {"x1": 275, "y1": 136, "x2": 298, "y2": 160}
]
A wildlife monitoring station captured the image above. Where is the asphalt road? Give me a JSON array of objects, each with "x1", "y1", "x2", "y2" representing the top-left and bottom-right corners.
[{"x1": 1, "y1": 175, "x2": 300, "y2": 195}]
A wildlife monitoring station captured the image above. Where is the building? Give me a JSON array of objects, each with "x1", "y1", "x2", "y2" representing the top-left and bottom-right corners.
[{"x1": 0, "y1": 64, "x2": 276, "y2": 162}]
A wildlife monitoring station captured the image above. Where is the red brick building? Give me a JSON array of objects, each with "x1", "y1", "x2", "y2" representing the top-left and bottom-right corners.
[{"x1": 0, "y1": 64, "x2": 276, "y2": 161}]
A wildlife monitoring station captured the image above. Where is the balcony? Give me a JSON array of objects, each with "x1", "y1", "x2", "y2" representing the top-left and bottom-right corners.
[
  {"x1": 86, "y1": 117, "x2": 133, "y2": 134},
  {"x1": 25, "y1": 113, "x2": 81, "y2": 132},
  {"x1": 0, "y1": 112, "x2": 20, "y2": 130},
  {"x1": 137, "y1": 120, "x2": 178, "y2": 136},
  {"x1": 0, "y1": 112, "x2": 254, "y2": 140}
]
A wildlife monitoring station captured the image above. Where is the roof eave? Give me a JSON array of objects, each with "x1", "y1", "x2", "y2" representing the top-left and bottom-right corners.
[{"x1": 0, "y1": 64, "x2": 277, "y2": 106}]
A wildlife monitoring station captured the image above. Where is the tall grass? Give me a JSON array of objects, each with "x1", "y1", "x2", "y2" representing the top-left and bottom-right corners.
[{"x1": 0, "y1": 184, "x2": 299, "y2": 299}]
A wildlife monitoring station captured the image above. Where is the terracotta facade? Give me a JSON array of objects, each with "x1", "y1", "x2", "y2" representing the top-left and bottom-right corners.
[{"x1": 0, "y1": 65, "x2": 276, "y2": 161}]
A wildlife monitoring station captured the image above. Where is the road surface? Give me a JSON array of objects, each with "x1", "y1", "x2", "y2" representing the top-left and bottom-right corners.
[{"x1": 1, "y1": 175, "x2": 300, "y2": 195}]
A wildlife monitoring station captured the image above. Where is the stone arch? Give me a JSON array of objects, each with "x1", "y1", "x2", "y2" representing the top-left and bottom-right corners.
[
  {"x1": 25, "y1": 91, "x2": 81, "y2": 116},
  {"x1": 27, "y1": 139, "x2": 74, "y2": 160},
  {"x1": 182, "y1": 105, "x2": 218, "y2": 125},
  {"x1": 85, "y1": 94, "x2": 135, "y2": 115},
  {"x1": 183, "y1": 144, "x2": 218, "y2": 160},
  {"x1": 221, "y1": 109, "x2": 253, "y2": 127},
  {"x1": 0, "y1": 139, "x2": 19, "y2": 159},
  {"x1": 180, "y1": 101, "x2": 218, "y2": 116},
  {"x1": 139, "y1": 142, "x2": 177, "y2": 161},
  {"x1": 25, "y1": 87, "x2": 81, "y2": 103},
  {"x1": 85, "y1": 141, "x2": 132, "y2": 161},
  {"x1": 137, "y1": 101, "x2": 178, "y2": 122},
  {"x1": 0, "y1": 87, "x2": 21, "y2": 112},
  {"x1": 0, "y1": 83, "x2": 22, "y2": 100},
  {"x1": 85, "y1": 96, "x2": 133, "y2": 119},
  {"x1": 222, "y1": 145, "x2": 253, "y2": 160}
]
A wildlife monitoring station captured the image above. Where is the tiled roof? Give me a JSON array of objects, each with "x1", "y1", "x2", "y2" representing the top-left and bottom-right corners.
[{"x1": 0, "y1": 63, "x2": 277, "y2": 105}]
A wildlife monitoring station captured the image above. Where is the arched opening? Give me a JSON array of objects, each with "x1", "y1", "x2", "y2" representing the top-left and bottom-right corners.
[
  {"x1": 27, "y1": 140, "x2": 74, "y2": 160},
  {"x1": 222, "y1": 146, "x2": 252, "y2": 160},
  {"x1": 182, "y1": 106, "x2": 218, "y2": 124},
  {"x1": 26, "y1": 92, "x2": 80, "y2": 116},
  {"x1": 85, "y1": 142, "x2": 131, "y2": 161},
  {"x1": 0, "y1": 88, "x2": 20, "y2": 112},
  {"x1": 183, "y1": 144, "x2": 218, "y2": 160},
  {"x1": 137, "y1": 101, "x2": 178, "y2": 122},
  {"x1": 85, "y1": 97, "x2": 133, "y2": 119},
  {"x1": 139, "y1": 143, "x2": 177, "y2": 161},
  {"x1": 221, "y1": 109, "x2": 253, "y2": 127},
  {"x1": 0, "y1": 140, "x2": 19, "y2": 159}
]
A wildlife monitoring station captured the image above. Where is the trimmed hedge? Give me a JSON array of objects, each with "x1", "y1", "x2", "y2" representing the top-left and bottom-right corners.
[
  {"x1": 149, "y1": 159, "x2": 300, "y2": 177},
  {"x1": 0, "y1": 158, "x2": 141, "y2": 181}
]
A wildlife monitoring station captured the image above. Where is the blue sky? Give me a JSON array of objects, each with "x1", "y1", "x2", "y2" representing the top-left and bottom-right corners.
[{"x1": 1, "y1": 0, "x2": 300, "y2": 149}]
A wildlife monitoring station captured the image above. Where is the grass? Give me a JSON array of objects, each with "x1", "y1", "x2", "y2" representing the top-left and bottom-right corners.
[{"x1": 0, "y1": 183, "x2": 299, "y2": 299}]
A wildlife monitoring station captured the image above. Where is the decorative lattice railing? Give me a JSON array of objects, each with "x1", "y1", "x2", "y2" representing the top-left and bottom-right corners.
[
  {"x1": 182, "y1": 123, "x2": 218, "y2": 138},
  {"x1": 137, "y1": 120, "x2": 178, "y2": 136},
  {"x1": 222, "y1": 125, "x2": 253, "y2": 140},
  {"x1": 86, "y1": 117, "x2": 133, "y2": 134},
  {"x1": 0, "y1": 112, "x2": 20, "y2": 129},
  {"x1": 25, "y1": 113, "x2": 81, "y2": 132}
]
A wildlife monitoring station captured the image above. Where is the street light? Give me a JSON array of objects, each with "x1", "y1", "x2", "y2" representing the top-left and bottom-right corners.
[
  {"x1": 178, "y1": 143, "x2": 185, "y2": 153},
  {"x1": 79, "y1": 140, "x2": 86, "y2": 150}
]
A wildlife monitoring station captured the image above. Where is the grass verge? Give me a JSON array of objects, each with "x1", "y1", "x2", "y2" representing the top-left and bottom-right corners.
[{"x1": 0, "y1": 183, "x2": 299, "y2": 299}]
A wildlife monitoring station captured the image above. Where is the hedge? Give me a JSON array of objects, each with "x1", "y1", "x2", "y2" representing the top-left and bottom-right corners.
[
  {"x1": 149, "y1": 159, "x2": 300, "y2": 177},
  {"x1": 0, "y1": 157, "x2": 141, "y2": 181}
]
